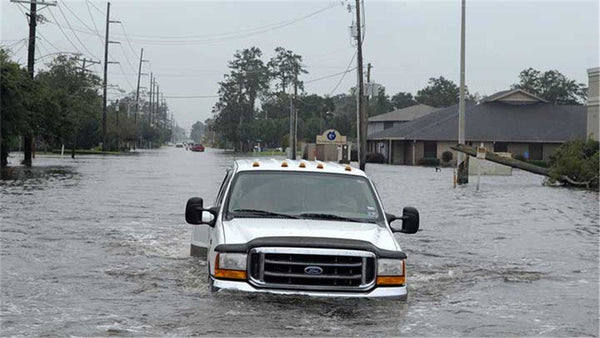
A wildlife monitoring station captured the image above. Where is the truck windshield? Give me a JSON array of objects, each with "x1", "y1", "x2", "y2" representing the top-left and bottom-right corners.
[{"x1": 225, "y1": 171, "x2": 382, "y2": 223}]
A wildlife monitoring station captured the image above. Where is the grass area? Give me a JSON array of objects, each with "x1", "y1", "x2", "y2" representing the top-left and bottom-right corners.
[{"x1": 38, "y1": 149, "x2": 126, "y2": 156}]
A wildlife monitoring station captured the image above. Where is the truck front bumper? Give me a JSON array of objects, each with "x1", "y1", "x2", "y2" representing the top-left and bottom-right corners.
[{"x1": 211, "y1": 278, "x2": 407, "y2": 300}]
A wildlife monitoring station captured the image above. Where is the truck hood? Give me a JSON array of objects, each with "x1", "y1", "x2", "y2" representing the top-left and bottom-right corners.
[{"x1": 222, "y1": 218, "x2": 400, "y2": 252}]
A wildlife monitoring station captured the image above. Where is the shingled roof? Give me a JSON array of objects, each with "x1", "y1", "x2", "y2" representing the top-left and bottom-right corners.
[
  {"x1": 368, "y1": 104, "x2": 438, "y2": 122},
  {"x1": 368, "y1": 100, "x2": 586, "y2": 143}
]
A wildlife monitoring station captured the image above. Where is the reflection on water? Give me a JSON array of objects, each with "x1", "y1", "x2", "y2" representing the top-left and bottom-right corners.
[{"x1": 1, "y1": 149, "x2": 598, "y2": 336}]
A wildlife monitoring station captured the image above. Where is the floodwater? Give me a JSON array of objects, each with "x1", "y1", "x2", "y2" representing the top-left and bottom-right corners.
[{"x1": 1, "y1": 148, "x2": 598, "y2": 336}]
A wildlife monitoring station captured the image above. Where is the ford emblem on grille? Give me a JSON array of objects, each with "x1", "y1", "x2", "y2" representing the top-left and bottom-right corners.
[{"x1": 304, "y1": 266, "x2": 323, "y2": 275}]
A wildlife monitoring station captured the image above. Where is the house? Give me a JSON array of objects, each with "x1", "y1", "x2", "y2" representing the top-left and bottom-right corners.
[
  {"x1": 367, "y1": 104, "x2": 438, "y2": 161},
  {"x1": 368, "y1": 104, "x2": 438, "y2": 135},
  {"x1": 367, "y1": 89, "x2": 587, "y2": 165}
]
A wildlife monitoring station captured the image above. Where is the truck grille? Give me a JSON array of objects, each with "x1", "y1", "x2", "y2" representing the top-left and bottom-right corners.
[{"x1": 248, "y1": 247, "x2": 376, "y2": 291}]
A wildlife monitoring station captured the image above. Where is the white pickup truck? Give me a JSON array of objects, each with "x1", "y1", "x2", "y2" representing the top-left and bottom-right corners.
[{"x1": 185, "y1": 159, "x2": 419, "y2": 299}]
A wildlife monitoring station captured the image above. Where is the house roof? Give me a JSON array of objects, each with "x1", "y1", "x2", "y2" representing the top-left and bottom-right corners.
[
  {"x1": 479, "y1": 88, "x2": 548, "y2": 104},
  {"x1": 368, "y1": 100, "x2": 586, "y2": 143},
  {"x1": 368, "y1": 104, "x2": 438, "y2": 122}
]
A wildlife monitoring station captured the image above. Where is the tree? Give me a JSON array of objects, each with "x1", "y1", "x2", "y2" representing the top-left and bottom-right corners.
[
  {"x1": 512, "y1": 68, "x2": 587, "y2": 105},
  {"x1": 390, "y1": 91, "x2": 417, "y2": 109},
  {"x1": 212, "y1": 47, "x2": 270, "y2": 150},
  {"x1": 368, "y1": 87, "x2": 393, "y2": 116},
  {"x1": 0, "y1": 48, "x2": 35, "y2": 166},
  {"x1": 268, "y1": 47, "x2": 307, "y2": 94},
  {"x1": 260, "y1": 92, "x2": 291, "y2": 120},
  {"x1": 415, "y1": 76, "x2": 466, "y2": 108},
  {"x1": 190, "y1": 121, "x2": 205, "y2": 143},
  {"x1": 229, "y1": 47, "x2": 270, "y2": 118},
  {"x1": 36, "y1": 55, "x2": 102, "y2": 155},
  {"x1": 299, "y1": 94, "x2": 334, "y2": 120},
  {"x1": 548, "y1": 139, "x2": 599, "y2": 188}
]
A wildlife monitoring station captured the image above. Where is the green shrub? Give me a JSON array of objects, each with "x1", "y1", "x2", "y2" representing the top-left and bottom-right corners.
[
  {"x1": 418, "y1": 157, "x2": 440, "y2": 167},
  {"x1": 548, "y1": 139, "x2": 599, "y2": 188},
  {"x1": 441, "y1": 151, "x2": 453, "y2": 163},
  {"x1": 528, "y1": 160, "x2": 548, "y2": 168},
  {"x1": 366, "y1": 152, "x2": 385, "y2": 163}
]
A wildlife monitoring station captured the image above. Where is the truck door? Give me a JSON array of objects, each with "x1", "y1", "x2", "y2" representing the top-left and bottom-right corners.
[{"x1": 190, "y1": 169, "x2": 232, "y2": 258}]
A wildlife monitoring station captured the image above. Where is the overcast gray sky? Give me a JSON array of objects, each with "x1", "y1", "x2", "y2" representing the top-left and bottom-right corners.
[{"x1": 2, "y1": 0, "x2": 598, "y2": 131}]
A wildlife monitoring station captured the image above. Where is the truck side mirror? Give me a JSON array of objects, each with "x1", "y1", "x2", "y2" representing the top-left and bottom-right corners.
[
  {"x1": 185, "y1": 197, "x2": 204, "y2": 224},
  {"x1": 388, "y1": 207, "x2": 419, "y2": 234},
  {"x1": 186, "y1": 197, "x2": 218, "y2": 227},
  {"x1": 400, "y1": 207, "x2": 419, "y2": 234}
]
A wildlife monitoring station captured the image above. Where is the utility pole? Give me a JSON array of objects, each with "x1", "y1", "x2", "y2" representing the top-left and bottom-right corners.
[
  {"x1": 101, "y1": 2, "x2": 120, "y2": 151},
  {"x1": 23, "y1": 1, "x2": 37, "y2": 166},
  {"x1": 366, "y1": 62, "x2": 372, "y2": 116},
  {"x1": 355, "y1": 0, "x2": 367, "y2": 171},
  {"x1": 74, "y1": 57, "x2": 98, "y2": 158},
  {"x1": 78, "y1": 57, "x2": 100, "y2": 76},
  {"x1": 456, "y1": 0, "x2": 468, "y2": 184},
  {"x1": 291, "y1": 63, "x2": 298, "y2": 160},
  {"x1": 289, "y1": 96, "x2": 293, "y2": 158},
  {"x1": 12, "y1": 0, "x2": 56, "y2": 166},
  {"x1": 155, "y1": 83, "x2": 160, "y2": 128},
  {"x1": 101, "y1": 2, "x2": 110, "y2": 151},
  {"x1": 115, "y1": 99, "x2": 120, "y2": 150},
  {"x1": 135, "y1": 48, "x2": 148, "y2": 126},
  {"x1": 149, "y1": 73, "x2": 153, "y2": 126}
]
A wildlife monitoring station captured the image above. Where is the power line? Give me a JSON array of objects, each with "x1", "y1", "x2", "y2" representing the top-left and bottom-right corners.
[
  {"x1": 86, "y1": 0, "x2": 104, "y2": 15},
  {"x1": 117, "y1": 62, "x2": 135, "y2": 92},
  {"x1": 118, "y1": 42, "x2": 137, "y2": 74},
  {"x1": 61, "y1": 0, "x2": 100, "y2": 38},
  {"x1": 126, "y1": 3, "x2": 338, "y2": 41},
  {"x1": 84, "y1": 0, "x2": 103, "y2": 43},
  {"x1": 304, "y1": 67, "x2": 357, "y2": 84},
  {"x1": 8, "y1": 40, "x2": 27, "y2": 56},
  {"x1": 329, "y1": 50, "x2": 357, "y2": 96},
  {"x1": 46, "y1": 7, "x2": 84, "y2": 56},
  {"x1": 55, "y1": 3, "x2": 99, "y2": 59},
  {"x1": 37, "y1": 31, "x2": 66, "y2": 54},
  {"x1": 3, "y1": 38, "x2": 26, "y2": 49},
  {"x1": 117, "y1": 21, "x2": 137, "y2": 55},
  {"x1": 44, "y1": 2, "x2": 339, "y2": 46}
]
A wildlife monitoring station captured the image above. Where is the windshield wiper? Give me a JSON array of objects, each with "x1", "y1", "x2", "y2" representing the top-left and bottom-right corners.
[
  {"x1": 297, "y1": 213, "x2": 366, "y2": 223},
  {"x1": 231, "y1": 209, "x2": 300, "y2": 219}
]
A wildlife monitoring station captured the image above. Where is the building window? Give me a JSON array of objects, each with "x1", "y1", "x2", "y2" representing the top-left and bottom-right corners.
[
  {"x1": 494, "y1": 142, "x2": 508, "y2": 152},
  {"x1": 383, "y1": 121, "x2": 394, "y2": 130},
  {"x1": 424, "y1": 141, "x2": 437, "y2": 158},
  {"x1": 529, "y1": 143, "x2": 543, "y2": 160}
]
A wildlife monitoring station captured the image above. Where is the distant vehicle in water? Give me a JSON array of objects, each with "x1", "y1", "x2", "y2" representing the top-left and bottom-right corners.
[
  {"x1": 175, "y1": 143, "x2": 184, "y2": 148},
  {"x1": 190, "y1": 144, "x2": 205, "y2": 152}
]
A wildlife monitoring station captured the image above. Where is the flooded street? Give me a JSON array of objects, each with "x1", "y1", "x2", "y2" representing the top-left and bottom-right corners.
[{"x1": 1, "y1": 148, "x2": 598, "y2": 336}]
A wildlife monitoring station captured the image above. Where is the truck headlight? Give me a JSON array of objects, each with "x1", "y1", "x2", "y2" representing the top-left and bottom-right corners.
[
  {"x1": 215, "y1": 253, "x2": 247, "y2": 280},
  {"x1": 377, "y1": 259, "x2": 405, "y2": 286}
]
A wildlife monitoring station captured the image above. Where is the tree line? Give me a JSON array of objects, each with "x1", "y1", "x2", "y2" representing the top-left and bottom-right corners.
[
  {"x1": 1, "y1": 48, "x2": 173, "y2": 166},
  {"x1": 207, "y1": 46, "x2": 588, "y2": 151}
]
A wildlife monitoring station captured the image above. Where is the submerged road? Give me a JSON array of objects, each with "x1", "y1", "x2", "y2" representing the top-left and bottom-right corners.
[{"x1": 1, "y1": 147, "x2": 598, "y2": 336}]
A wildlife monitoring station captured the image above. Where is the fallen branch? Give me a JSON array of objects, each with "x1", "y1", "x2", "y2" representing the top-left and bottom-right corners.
[{"x1": 560, "y1": 175, "x2": 599, "y2": 188}]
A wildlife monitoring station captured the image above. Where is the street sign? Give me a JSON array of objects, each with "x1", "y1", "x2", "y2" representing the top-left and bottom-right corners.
[{"x1": 316, "y1": 129, "x2": 347, "y2": 145}]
